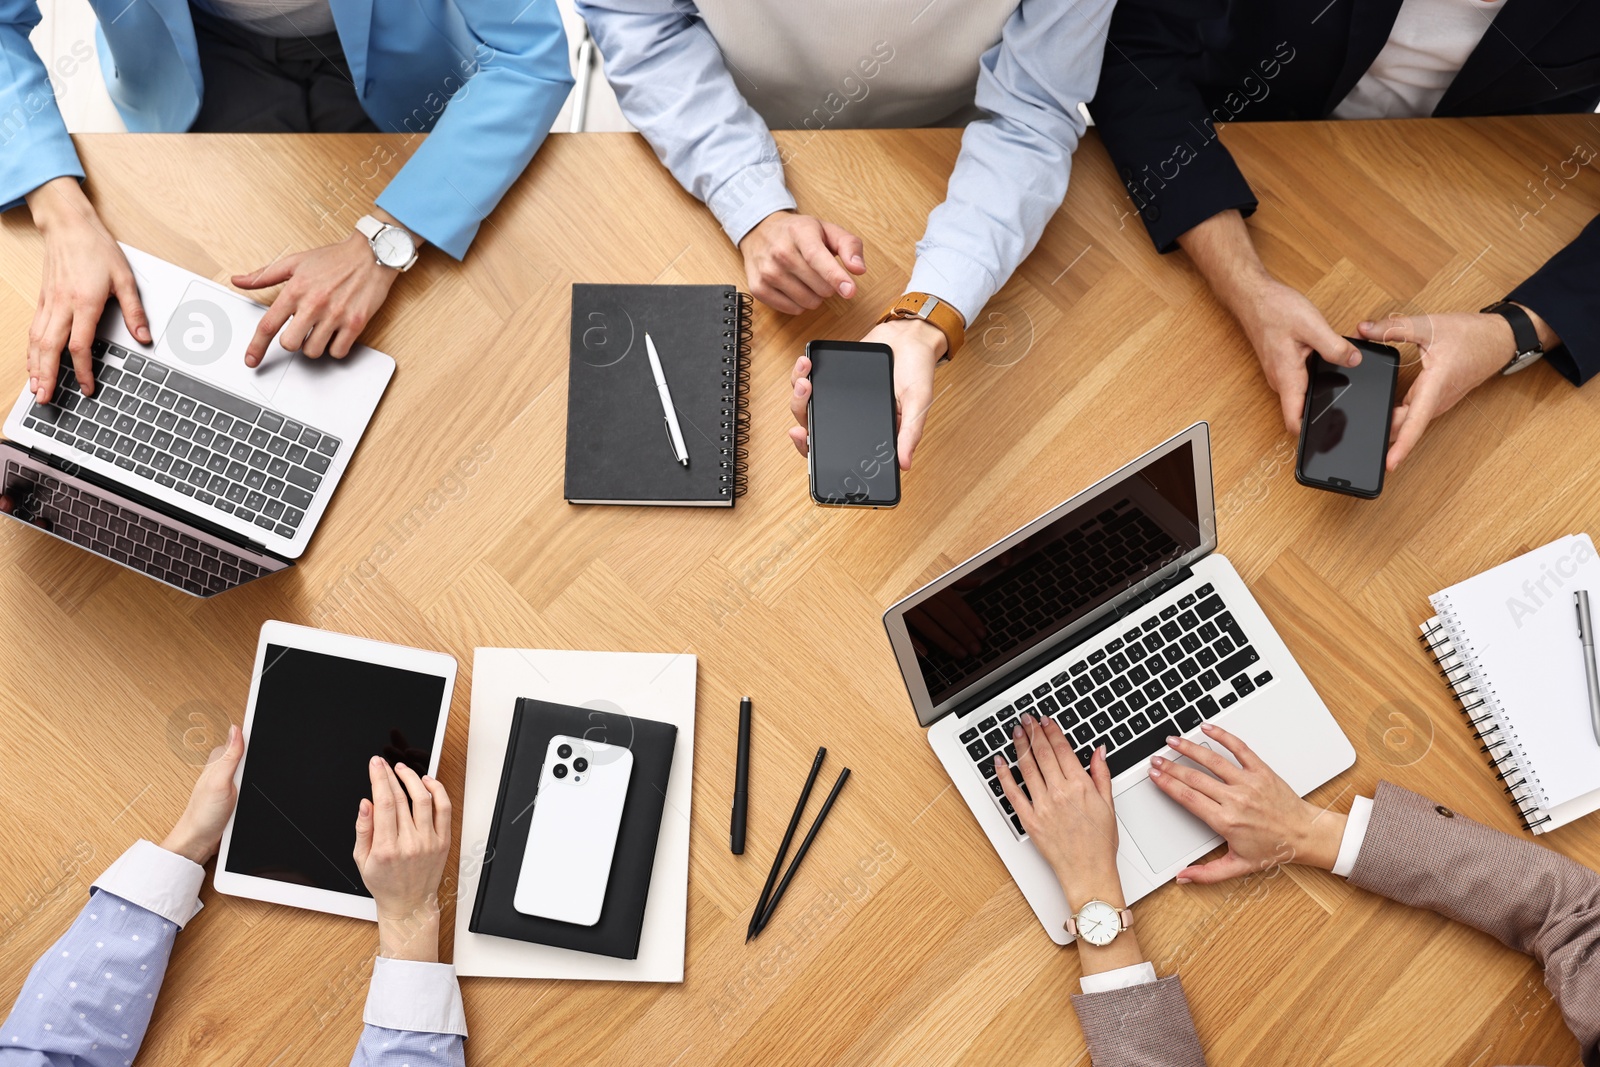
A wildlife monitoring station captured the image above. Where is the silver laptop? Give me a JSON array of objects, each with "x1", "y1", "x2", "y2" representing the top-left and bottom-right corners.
[
  {"x1": 1, "y1": 244, "x2": 394, "y2": 597},
  {"x1": 883, "y1": 423, "x2": 1354, "y2": 944}
]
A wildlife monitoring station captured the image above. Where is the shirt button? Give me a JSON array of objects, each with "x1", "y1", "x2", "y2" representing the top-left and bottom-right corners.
[{"x1": 1435, "y1": 805, "x2": 1454, "y2": 818}]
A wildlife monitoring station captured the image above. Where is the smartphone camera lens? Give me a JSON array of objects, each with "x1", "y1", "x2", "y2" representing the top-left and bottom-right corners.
[
  {"x1": 552, "y1": 764, "x2": 568, "y2": 779},
  {"x1": 557, "y1": 744, "x2": 573, "y2": 759},
  {"x1": 573, "y1": 757, "x2": 588, "y2": 772}
]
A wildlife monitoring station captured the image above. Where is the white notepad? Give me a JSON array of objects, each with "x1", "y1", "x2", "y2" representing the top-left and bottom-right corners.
[
  {"x1": 1420, "y1": 534, "x2": 1600, "y2": 833},
  {"x1": 452, "y1": 648, "x2": 696, "y2": 981}
]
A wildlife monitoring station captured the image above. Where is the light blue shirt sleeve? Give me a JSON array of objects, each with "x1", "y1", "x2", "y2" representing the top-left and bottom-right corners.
[
  {"x1": 906, "y1": 0, "x2": 1117, "y2": 325},
  {"x1": 573, "y1": 0, "x2": 796, "y2": 248},
  {"x1": 575, "y1": 0, "x2": 1114, "y2": 324},
  {"x1": 0, "y1": 0, "x2": 85, "y2": 212},
  {"x1": 375, "y1": 0, "x2": 574, "y2": 259},
  {"x1": 0, "y1": 842, "x2": 462, "y2": 1067}
]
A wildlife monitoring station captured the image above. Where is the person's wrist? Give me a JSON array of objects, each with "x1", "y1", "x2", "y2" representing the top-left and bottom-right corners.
[
  {"x1": 1507, "y1": 302, "x2": 1561, "y2": 351},
  {"x1": 1291, "y1": 804, "x2": 1347, "y2": 871},
  {"x1": 376, "y1": 902, "x2": 441, "y2": 963},
  {"x1": 158, "y1": 824, "x2": 215, "y2": 866},
  {"x1": 1060, "y1": 860, "x2": 1125, "y2": 911},
  {"x1": 884, "y1": 315, "x2": 949, "y2": 361},
  {"x1": 25, "y1": 177, "x2": 95, "y2": 236}
]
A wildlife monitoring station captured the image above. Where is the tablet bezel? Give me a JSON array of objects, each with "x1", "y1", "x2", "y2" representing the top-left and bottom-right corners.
[{"x1": 212, "y1": 620, "x2": 457, "y2": 921}]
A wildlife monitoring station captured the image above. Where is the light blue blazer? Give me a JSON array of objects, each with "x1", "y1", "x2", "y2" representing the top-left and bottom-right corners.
[{"x1": 0, "y1": 0, "x2": 572, "y2": 257}]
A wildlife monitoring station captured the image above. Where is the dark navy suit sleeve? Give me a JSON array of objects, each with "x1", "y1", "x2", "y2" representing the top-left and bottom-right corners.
[{"x1": 1507, "y1": 213, "x2": 1600, "y2": 386}]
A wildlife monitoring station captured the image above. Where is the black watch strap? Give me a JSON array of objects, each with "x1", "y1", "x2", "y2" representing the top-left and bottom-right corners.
[{"x1": 1480, "y1": 300, "x2": 1543, "y2": 374}]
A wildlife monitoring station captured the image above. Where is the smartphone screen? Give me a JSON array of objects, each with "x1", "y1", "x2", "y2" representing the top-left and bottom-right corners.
[
  {"x1": 1298, "y1": 340, "x2": 1400, "y2": 497},
  {"x1": 807, "y1": 341, "x2": 900, "y2": 507}
]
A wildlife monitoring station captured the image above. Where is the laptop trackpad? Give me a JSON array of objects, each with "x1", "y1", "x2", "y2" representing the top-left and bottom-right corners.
[{"x1": 1116, "y1": 774, "x2": 1221, "y2": 873}]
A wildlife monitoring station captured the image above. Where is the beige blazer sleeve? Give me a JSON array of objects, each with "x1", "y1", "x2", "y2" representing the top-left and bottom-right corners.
[
  {"x1": 1348, "y1": 781, "x2": 1600, "y2": 1067},
  {"x1": 1069, "y1": 975, "x2": 1207, "y2": 1066}
]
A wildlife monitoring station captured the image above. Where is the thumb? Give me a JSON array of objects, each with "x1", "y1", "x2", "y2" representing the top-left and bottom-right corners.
[
  {"x1": 1089, "y1": 745, "x2": 1114, "y2": 808},
  {"x1": 232, "y1": 254, "x2": 301, "y2": 290},
  {"x1": 896, "y1": 387, "x2": 930, "y2": 472},
  {"x1": 1358, "y1": 314, "x2": 1428, "y2": 348},
  {"x1": 1175, "y1": 850, "x2": 1257, "y2": 885},
  {"x1": 1308, "y1": 321, "x2": 1362, "y2": 368},
  {"x1": 353, "y1": 798, "x2": 373, "y2": 864},
  {"x1": 820, "y1": 221, "x2": 866, "y2": 275}
]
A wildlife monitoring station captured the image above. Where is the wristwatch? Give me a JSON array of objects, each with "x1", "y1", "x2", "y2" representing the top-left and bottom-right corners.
[
  {"x1": 878, "y1": 292, "x2": 965, "y2": 360},
  {"x1": 356, "y1": 214, "x2": 419, "y2": 272},
  {"x1": 1480, "y1": 300, "x2": 1544, "y2": 375},
  {"x1": 1066, "y1": 899, "x2": 1133, "y2": 946}
]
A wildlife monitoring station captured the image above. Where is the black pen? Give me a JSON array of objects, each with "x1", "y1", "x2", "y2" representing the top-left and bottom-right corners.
[
  {"x1": 730, "y1": 696, "x2": 751, "y2": 854},
  {"x1": 748, "y1": 746, "x2": 825, "y2": 941},
  {"x1": 753, "y1": 767, "x2": 851, "y2": 939}
]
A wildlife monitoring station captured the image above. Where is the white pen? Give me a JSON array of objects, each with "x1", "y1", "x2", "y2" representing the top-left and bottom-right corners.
[
  {"x1": 1577, "y1": 590, "x2": 1600, "y2": 746},
  {"x1": 645, "y1": 332, "x2": 689, "y2": 466}
]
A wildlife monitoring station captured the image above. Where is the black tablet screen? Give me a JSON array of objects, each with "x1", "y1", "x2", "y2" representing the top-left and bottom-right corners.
[{"x1": 225, "y1": 645, "x2": 448, "y2": 896}]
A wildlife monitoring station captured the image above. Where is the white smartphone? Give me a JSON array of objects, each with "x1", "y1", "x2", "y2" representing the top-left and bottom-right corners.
[{"x1": 513, "y1": 733, "x2": 635, "y2": 926}]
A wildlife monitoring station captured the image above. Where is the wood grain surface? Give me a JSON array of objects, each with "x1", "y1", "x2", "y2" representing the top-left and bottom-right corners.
[{"x1": 2, "y1": 117, "x2": 1599, "y2": 1065}]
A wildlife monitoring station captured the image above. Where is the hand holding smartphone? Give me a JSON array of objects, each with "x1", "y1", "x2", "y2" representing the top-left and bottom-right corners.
[
  {"x1": 1296, "y1": 338, "x2": 1400, "y2": 498},
  {"x1": 805, "y1": 340, "x2": 901, "y2": 508}
]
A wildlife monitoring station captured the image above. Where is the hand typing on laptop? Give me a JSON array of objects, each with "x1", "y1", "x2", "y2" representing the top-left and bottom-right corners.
[
  {"x1": 1148, "y1": 722, "x2": 1346, "y2": 882},
  {"x1": 22, "y1": 178, "x2": 154, "y2": 405},
  {"x1": 233, "y1": 213, "x2": 423, "y2": 366},
  {"x1": 998, "y1": 713, "x2": 1146, "y2": 975}
]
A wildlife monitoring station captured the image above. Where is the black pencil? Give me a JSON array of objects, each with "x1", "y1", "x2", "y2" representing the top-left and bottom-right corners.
[
  {"x1": 747, "y1": 746, "x2": 825, "y2": 941},
  {"x1": 752, "y1": 766, "x2": 850, "y2": 939}
]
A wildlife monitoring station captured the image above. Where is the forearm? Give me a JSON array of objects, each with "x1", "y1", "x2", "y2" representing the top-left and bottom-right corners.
[
  {"x1": 1175, "y1": 209, "x2": 1271, "y2": 312},
  {"x1": 910, "y1": 0, "x2": 1112, "y2": 325},
  {"x1": 576, "y1": 0, "x2": 794, "y2": 245},
  {"x1": 351, "y1": 918, "x2": 467, "y2": 1067},
  {"x1": 1506, "y1": 212, "x2": 1599, "y2": 382}
]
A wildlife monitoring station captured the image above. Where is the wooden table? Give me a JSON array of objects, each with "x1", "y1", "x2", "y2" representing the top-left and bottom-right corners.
[{"x1": 2, "y1": 117, "x2": 1599, "y2": 1066}]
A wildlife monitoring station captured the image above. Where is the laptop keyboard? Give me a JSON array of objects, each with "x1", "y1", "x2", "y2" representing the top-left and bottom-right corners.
[
  {"x1": 20, "y1": 339, "x2": 338, "y2": 540},
  {"x1": 957, "y1": 583, "x2": 1273, "y2": 838},
  {"x1": 4, "y1": 460, "x2": 267, "y2": 596}
]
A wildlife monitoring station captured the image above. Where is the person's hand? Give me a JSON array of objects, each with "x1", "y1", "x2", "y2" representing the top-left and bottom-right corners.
[
  {"x1": 353, "y1": 756, "x2": 452, "y2": 962},
  {"x1": 997, "y1": 713, "x2": 1120, "y2": 905},
  {"x1": 234, "y1": 230, "x2": 407, "y2": 366},
  {"x1": 739, "y1": 210, "x2": 866, "y2": 314},
  {"x1": 1228, "y1": 271, "x2": 1362, "y2": 433},
  {"x1": 787, "y1": 318, "x2": 945, "y2": 472},
  {"x1": 23, "y1": 177, "x2": 153, "y2": 404},
  {"x1": 160, "y1": 724, "x2": 244, "y2": 865},
  {"x1": 1356, "y1": 310, "x2": 1553, "y2": 471},
  {"x1": 1148, "y1": 722, "x2": 1345, "y2": 883}
]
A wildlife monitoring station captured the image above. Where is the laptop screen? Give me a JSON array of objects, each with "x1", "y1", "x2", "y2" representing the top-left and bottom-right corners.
[{"x1": 903, "y1": 439, "x2": 1205, "y2": 712}]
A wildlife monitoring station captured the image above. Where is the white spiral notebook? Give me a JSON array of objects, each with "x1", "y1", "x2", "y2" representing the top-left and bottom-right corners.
[{"x1": 1419, "y1": 534, "x2": 1600, "y2": 834}]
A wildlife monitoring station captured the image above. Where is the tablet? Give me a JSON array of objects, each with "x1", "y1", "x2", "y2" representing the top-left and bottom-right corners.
[{"x1": 213, "y1": 621, "x2": 457, "y2": 920}]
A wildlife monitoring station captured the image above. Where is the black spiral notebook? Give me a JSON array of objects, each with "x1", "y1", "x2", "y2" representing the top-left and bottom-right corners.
[
  {"x1": 564, "y1": 284, "x2": 751, "y2": 506},
  {"x1": 468, "y1": 699, "x2": 677, "y2": 959}
]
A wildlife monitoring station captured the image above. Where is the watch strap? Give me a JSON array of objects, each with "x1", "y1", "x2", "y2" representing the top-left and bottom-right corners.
[
  {"x1": 355, "y1": 214, "x2": 384, "y2": 240},
  {"x1": 1480, "y1": 300, "x2": 1543, "y2": 374},
  {"x1": 878, "y1": 292, "x2": 965, "y2": 359}
]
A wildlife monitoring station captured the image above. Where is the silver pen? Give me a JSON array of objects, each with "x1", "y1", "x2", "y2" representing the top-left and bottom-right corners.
[
  {"x1": 1576, "y1": 590, "x2": 1600, "y2": 746},
  {"x1": 645, "y1": 332, "x2": 689, "y2": 467}
]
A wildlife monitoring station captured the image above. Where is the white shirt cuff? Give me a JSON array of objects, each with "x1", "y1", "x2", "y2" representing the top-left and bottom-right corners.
[
  {"x1": 364, "y1": 957, "x2": 468, "y2": 1037},
  {"x1": 1330, "y1": 795, "x2": 1375, "y2": 878},
  {"x1": 90, "y1": 840, "x2": 205, "y2": 928},
  {"x1": 1079, "y1": 961, "x2": 1159, "y2": 994}
]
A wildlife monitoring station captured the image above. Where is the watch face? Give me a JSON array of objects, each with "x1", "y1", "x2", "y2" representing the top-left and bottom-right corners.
[
  {"x1": 1076, "y1": 901, "x2": 1120, "y2": 946},
  {"x1": 372, "y1": 227, "x2": 414, "y2": 267}
]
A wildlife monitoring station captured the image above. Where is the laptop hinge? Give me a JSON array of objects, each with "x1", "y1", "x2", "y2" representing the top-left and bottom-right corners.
[
  {"x1": 23, "y1": 444, "x2": 291, "y2": 563},
  {"x1": 951, "y1": 563, "x2": 1195, "y2": 721}
]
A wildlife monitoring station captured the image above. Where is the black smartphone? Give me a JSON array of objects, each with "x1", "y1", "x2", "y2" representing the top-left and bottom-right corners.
[
  {"x1": 806, "y1": 340, "x2": 900, "y2": 508},
  {"x1": 1295, "y1": 338, "x2": 1401, "y2": 499}
]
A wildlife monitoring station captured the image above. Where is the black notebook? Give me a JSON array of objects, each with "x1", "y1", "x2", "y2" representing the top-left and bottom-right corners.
[
  {"x1": 468, "y1": 699, "x2": 678, "y2": 960},
  {"x1": 564, "y1": 283, "x2": 751, "y2": 506}
]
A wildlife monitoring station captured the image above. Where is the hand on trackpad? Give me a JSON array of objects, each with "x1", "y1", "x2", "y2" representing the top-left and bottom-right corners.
[{"x1": 1116, "y1": 746, "x2": 1232, "y2": 872}]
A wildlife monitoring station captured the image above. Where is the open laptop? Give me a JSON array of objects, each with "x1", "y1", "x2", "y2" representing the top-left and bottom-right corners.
[
  {"x1": 1, "y1": 244, "x2": 394, "y2": 596},
  {"x1": 883, "y1": 423, "x2": 1354, "y2": 944}
]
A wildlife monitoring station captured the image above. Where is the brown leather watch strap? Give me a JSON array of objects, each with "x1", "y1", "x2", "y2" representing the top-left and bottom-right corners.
[{"x1": 878, "y1": 292, "x2": 966, "y2": 358}]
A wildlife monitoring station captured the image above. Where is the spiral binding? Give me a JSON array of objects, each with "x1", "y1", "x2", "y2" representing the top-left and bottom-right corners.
[
  {"x1": 717, "y1": 290, "x2": 751, "y2": 499},
  {"x1": 1420, "y1": 617, "x2": 1552, "y2": 831}
]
